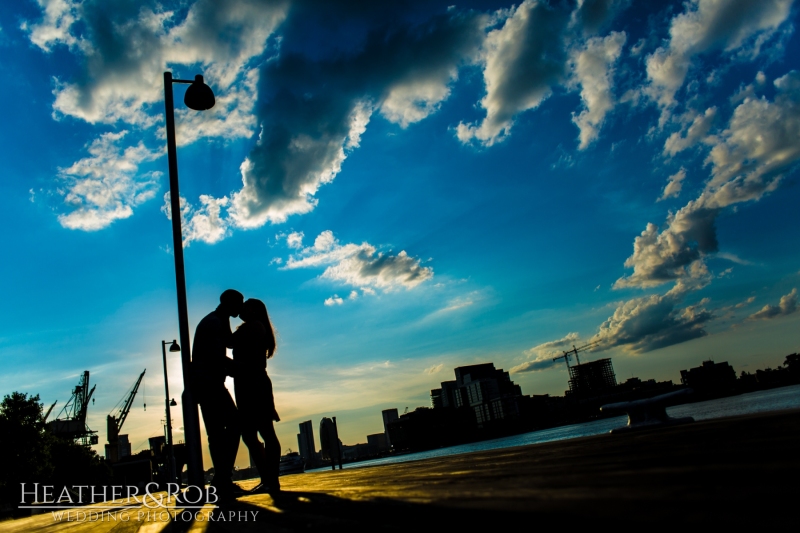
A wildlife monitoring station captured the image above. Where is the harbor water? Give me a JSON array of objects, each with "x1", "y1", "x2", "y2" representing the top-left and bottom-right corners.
[{"x1": 307, "y1": 384, "x2": 800, "y2": 473}]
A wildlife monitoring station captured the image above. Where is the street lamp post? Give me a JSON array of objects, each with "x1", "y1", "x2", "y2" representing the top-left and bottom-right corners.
[
  {"x1": 163, "y1": 72, "x2": 216, "y2": 488},
  {"x1": 161, "y1": 339, "x2": 181, "y2": 487}
]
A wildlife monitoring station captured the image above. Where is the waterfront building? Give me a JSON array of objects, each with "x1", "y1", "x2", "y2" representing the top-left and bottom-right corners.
[
  {"x1": 431, "y1": 363, "x2": 523, "y2": 427},
  {"x1": 567, "y1": 358, "x2": 617, "y2": 396},
  {"x1": 382, "y1": 408, "x2": 399, "y2": 447},
  {"x1": 341, "y1": 442, "x2": 379, "y2": 461},
  {"x1": 431, "y1": 380, "x2": 462, "y2": 409},
  {"x1": 367, "y1": 432, "x2": 389, "y2": 451},
  {"x1": 297, "y1": 420, "x2": 317, "y2": 467},
  {"x1": 680, "y1": 360, "x2": 737, "y2": 396}
]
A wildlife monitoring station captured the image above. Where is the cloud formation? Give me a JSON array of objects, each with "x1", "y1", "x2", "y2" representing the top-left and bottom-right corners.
[
  {"x1": 161, "y1": 193, "x2": 230, "y2": 246},
  {"x1": 510, "y1": 332, "x2": 580, "y2": 373},
  {"x1": 570, "y1": 31, "x2": 626, "y2": 149},
  {"x1": 659, "y1": 168, "x2": 686, "y2": 201},
  {"x1": 617, "y1": 71, "x2": 800, "y2": 289},
  {"x1": 25, "y1": 0, "x2": 289, "y2": 229},
  {"x1": 58, "y1": 132, "x2": 160, "y2": 231},
  {"x1": 644, "y1": 0, "x2": 792, "y2": 114},
  {"x1": 663, "y1": 107, "x2": 716, "y2": 156},
  {"x1": 593, "y1": 285, "x2": 714, "y2": 354},
  {"x1": 456, "y1": 0, "x2": 570, "y2": 146},
  {"x1": 748, "y1": 288, "x2": 797, "y2": 320},
  {"x1": 25, "y1": 0, "x2": 80, "y2": 52},
  {"x1": 32, "y1": 0, "x2": 639, "y2": 236},
  {"x1": 37, "y1": 0, "x2": 287, "y2": 128},
  {"x1": 283, "y1": 231, "x2": 433, "y2": 296},
  {"x1": 324, "y1": 295, "x2": 344, "y2": 307}
]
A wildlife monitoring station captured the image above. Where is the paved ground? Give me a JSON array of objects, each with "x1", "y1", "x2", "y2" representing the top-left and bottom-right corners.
[{"x1": 2, "y1": 408, "x2": 798, "y2": 532}]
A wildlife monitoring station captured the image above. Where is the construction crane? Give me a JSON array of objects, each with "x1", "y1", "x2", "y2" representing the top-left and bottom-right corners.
[
  {"x1": 552, "y1": 341, "x2": 600, "y2": 370},
  {"x1": 43, "y1": 400, "x2": 57, "y2": 422},
  {"x1": 47, "y1": 371, "x2": 98, "y2": 446},
  {"x1": 106, "y1": 369, "x2": 146, "y2": 464}
]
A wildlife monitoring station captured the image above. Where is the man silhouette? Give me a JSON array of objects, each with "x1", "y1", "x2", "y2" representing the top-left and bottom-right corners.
[{"x1": 191, "y1": 289, "x2": 244, "y2": 501}]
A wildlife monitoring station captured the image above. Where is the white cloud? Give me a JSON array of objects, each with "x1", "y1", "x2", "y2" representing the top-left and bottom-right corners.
[
  {"x1": 27, "y1": 0, "x2": 289, "y2": 231},
  {"x1": 286, "y1": 231, "x2": 304, "y2": 249},
  {"x1": 747, "y1": 288, "x2": 797, "y2": 320},
  {"x1": 511, "y1": 332, "x2": 580, "y2": 373},
  {"x1": 379, "y1": 71, "x2": 457, "y2": 128},
  {"x1": 161, "y1": 193, "x2": 229, "y2": 246},
  {"x1": 324, "y1": 295, "x2": 344, "y2": 307},
  {"x1": 593, "y1": 288, "x2": 714, "y2": 354},
  {"x1": 37, "y1": 0, "x2": 287, "y2": 130},
  {"x1": 659, "y1": 168, "x2": 687, "y2": 201},
  {"x1": 58, "y1": 132, "x2": 160, "y2": 231},
  {"x1": 284, "y1": 231, "x2": 433, "y2": 293},
  {"x1": 438, "y1": 296, "x2": 475, "y2": 313},
  {"x1": 617, "y1": 71, "x2": 800, "y2": 289},
  {"x1": 735, "y1": 296, "x2": 756, "y2": 309},
  {"x1": 731, "y1": 82, "x2": 759, "y2": 104},
  {"x1": 570, "y1": 31, "x2": 626, "y2": 149},
  {"x1": 183, "y1": 195, "x2": 230, "y2": 246},
  {"x1": 425, "y1": 363, "x2": 444, "y2": 375},
  {"x1": 643, "y1": 0, "x2": 792, "y2": 115},
  {"x1": 614, "y1": 206, "x2": 716, "y2": 289},
  {"x1": 663, "y1": 107, "x2": 717, "y2": 156},
  {"x1": 702, "y1": 71, "x2": 800, "y2": 206},
  {"x1": 24, "y1": 0, "x2": 81, "y2": 52},
  {"x1": 314, "y1": 230, "x2": 336, "y2": 252},
  {"x1": 457, "y1": 0, "x2": 569, "y2": 146},
  {"x1": 716, "y1": 252, "x2": 752, "y2": 265}
]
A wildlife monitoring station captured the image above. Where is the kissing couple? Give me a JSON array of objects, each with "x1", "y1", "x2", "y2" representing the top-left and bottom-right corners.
[{"x1": 190, "y1": 289, "x2": 281, "y2": 501}]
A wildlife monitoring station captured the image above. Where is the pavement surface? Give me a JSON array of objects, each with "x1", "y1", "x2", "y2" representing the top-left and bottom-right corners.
[{"x1": 2, "y1": 408, "x2": 798, "y2": 532}]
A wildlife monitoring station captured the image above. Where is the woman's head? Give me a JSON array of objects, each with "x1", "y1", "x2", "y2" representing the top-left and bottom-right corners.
[{"x1": 241, "y1": 298, "x2": 277, "y2": 358}]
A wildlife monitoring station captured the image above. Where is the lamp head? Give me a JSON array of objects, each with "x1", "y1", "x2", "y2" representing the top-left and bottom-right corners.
[
  {"x1": 170, "y1": 399, "x2": 178, "y2": 407},
  {"x1": 184, "y1": 75, "x2": 215, "y2": 111},
  {"x1": 168, "y1": 340, "x2": 181, "y2": 352}
]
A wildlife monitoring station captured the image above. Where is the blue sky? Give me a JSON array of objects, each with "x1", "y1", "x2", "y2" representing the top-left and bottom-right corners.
[{"x1": 1, "y1": 0, "x2": 799, "y2": 466}]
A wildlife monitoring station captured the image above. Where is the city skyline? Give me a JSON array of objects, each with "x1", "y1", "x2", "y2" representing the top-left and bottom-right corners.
[{"x1": 1, "y1": 0, "x2": 799, "y2": 467}]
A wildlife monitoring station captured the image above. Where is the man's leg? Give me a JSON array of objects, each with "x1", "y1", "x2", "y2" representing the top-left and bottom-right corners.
[
  {"x1": 198, "y1": 387, "x2": 239, "y2": 494},
  {"x1": 217, "y1": 388, "x2": 241, "y2": 480}
]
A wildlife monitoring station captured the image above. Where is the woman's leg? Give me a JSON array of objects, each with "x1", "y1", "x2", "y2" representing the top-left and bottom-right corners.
[
  {"x1": 240, "y1": 420, "x2": 268, "y2": 483},
  {"x1": 258, "y1": 419, "x2": 281, "y2": 490}
]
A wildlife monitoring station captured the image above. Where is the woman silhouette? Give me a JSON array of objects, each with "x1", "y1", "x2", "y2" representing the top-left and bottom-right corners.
[{"x1": 232, "y1": 298, "x2": 281, "y2": 493}]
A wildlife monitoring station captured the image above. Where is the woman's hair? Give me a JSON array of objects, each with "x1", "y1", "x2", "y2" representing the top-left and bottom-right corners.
[{"x1": 242, "y1": 298, "x2": 277, "y2": 358}]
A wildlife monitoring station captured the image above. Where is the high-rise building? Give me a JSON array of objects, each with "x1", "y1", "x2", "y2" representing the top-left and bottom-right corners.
[
  {"x1": 297, "y1": 420, "x2": 316, "y2": 467},
  {"x1": 382, "y1": 408, "x2": 399, "y2": 446},
  {"x1": 430, "y1": 363, "x2": 523, "y2": 426},
  {"x1": 567, "y1": 358, "x2": 617, "y2": 395}
]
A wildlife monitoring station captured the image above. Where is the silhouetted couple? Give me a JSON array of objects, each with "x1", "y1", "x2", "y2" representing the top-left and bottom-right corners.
[{"x1": 190, "y1": 289, "x2": 281, "y2": 501}]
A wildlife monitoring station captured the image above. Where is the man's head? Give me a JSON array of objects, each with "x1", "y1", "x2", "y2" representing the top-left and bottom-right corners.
[{"x1": 218, "y1": 289, "x2": 244, "y2": 317}]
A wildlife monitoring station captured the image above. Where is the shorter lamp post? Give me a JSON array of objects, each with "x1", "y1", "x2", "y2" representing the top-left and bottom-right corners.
[{"x1": 162, "y1": 340, "x2": 181, "y2": 486}]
